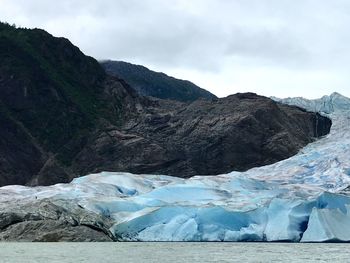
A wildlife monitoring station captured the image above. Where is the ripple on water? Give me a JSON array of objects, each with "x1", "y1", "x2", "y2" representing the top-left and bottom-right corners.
[{"x1": 0, "y1": 243, "x2": 348, "y2": 263}]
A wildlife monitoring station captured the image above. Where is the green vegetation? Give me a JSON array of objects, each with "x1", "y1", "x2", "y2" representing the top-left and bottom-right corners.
[
  {"x1": 0, "y1": 22, "x2": 120, "y2": 165},
  {"x1": 102, "y1": 60, "x2": 217, "y2": 102}
]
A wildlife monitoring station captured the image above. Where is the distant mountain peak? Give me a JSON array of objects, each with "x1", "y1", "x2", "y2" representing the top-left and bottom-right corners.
[
  {"x1": 330, "y1": 91, "x2": 342, "y2": 96},
  {"x1": 100, "y1": 60, "x2": 217, "y2": 102}
]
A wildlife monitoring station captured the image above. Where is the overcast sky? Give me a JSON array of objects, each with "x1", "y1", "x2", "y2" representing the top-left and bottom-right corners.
[{"x1": 1, "y1": 0, "x2": 350, "y2": 99}]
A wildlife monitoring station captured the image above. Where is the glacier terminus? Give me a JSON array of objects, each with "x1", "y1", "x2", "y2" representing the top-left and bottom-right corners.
[{"x1": 1, "y1": 93, "x2": 350, "y2": 242}]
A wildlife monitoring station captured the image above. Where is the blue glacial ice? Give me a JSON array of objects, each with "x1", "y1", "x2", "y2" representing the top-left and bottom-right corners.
[{"x1": 1, "y1": 93, "x2": 350, "y2": 242}]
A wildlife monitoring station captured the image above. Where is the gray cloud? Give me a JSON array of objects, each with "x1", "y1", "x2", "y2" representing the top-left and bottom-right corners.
[{"x1": 1, "y1": 0, "x2": 350, "y2": 98}]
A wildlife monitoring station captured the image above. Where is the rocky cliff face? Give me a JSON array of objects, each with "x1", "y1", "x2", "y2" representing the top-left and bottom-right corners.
[
  {"x1": 0, "y1": 23, "x2": 332, "y2": 186},
  {"x1": 70, "y1": 93, "x2": 331, "y2": 177}
]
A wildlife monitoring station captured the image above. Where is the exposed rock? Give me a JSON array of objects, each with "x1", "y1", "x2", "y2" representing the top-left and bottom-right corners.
[
  {"x1": 71, "y1": 93, "x2": 332, "y2": 177},
  {"x1": 0, "y1": 199, "x2": 114, "y2": 241},
  {"x1": 0, "y1": 220, "x2": 112, "y2": 242}
]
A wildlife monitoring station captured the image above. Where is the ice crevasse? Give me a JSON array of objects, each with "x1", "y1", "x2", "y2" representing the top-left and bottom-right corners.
[{"x1": 2, "y1": 93, "x2": 350, "y2": 242}]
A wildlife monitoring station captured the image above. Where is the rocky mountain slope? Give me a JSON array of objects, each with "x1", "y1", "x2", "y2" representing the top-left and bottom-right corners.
[
  {"x1": 0, "y1": 22, "x2": 143, "y2": 186},
  {"x1": 0, "y1": 22, "x2": 331, "y2": 186},
  {"x1": 77, "y1": 93, "x2": 331, "y2": 178},
  {"x1": 101, "y1": 60, "x2": 217, "y2": 102}
]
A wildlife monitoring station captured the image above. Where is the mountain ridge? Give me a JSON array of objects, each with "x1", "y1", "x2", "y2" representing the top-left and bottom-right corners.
[{"x1": 101, "y1": 60, "x2": 217, "y2": 102}]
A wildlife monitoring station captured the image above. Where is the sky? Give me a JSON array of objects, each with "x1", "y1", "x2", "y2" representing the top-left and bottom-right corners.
[{"x1": 1, "y1": 0, "x2": 350, "y2": 99}]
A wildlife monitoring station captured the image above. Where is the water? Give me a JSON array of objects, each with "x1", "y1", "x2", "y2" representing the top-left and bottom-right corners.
[{"x1": 0, "y1": 243, "x2": 349, "y2": 263}]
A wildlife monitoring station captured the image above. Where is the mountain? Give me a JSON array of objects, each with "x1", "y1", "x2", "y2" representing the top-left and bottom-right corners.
[
  {"x1": 0, "y1": 22, "x2": 331, "y2": 186},
  {"x1": 101, "y1": 60, "x2": 217, "y2": 102},
  {"x1": 0, "y1": 22, "x2": 142, "y2": 186},
  {"x1": 90, "y1": 92, "x2": 331, "y2": 178},
  {"x1": 0, "y1": 94, "x2": 349, "y2": 242}
]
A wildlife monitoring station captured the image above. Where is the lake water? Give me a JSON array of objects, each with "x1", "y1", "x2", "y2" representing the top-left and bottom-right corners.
[{"x1": 0, "y1": 243, "x2": 349, "y2": 262}]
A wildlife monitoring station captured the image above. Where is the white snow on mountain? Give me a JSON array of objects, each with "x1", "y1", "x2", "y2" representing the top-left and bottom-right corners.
[{"x1": 272, "y1": 92, "x2": 350, "y2": 114}]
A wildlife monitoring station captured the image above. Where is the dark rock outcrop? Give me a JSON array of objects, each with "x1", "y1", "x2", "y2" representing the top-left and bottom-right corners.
[
  {"x1": 101, "y1": 60, "x2": 217, "y2": 102},
  {"x1": 0, "y1": 199, "x2": 114, "y2": 241},
  {"x1": 0, "y1": 23, "x2": 332, "y2": 185},
  {"x1": 71, "y1": 93, "x2": 331, "y2": 177}
]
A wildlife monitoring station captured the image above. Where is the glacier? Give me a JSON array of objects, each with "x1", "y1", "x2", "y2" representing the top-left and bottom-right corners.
[{"x1": 1, "y1": 93, "x2": 350, "y2": 242}]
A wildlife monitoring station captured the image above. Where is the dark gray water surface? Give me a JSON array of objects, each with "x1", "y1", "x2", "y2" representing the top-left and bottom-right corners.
[{"x1": 0, "y1": 242, "x2": 349, "y2": 262}]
